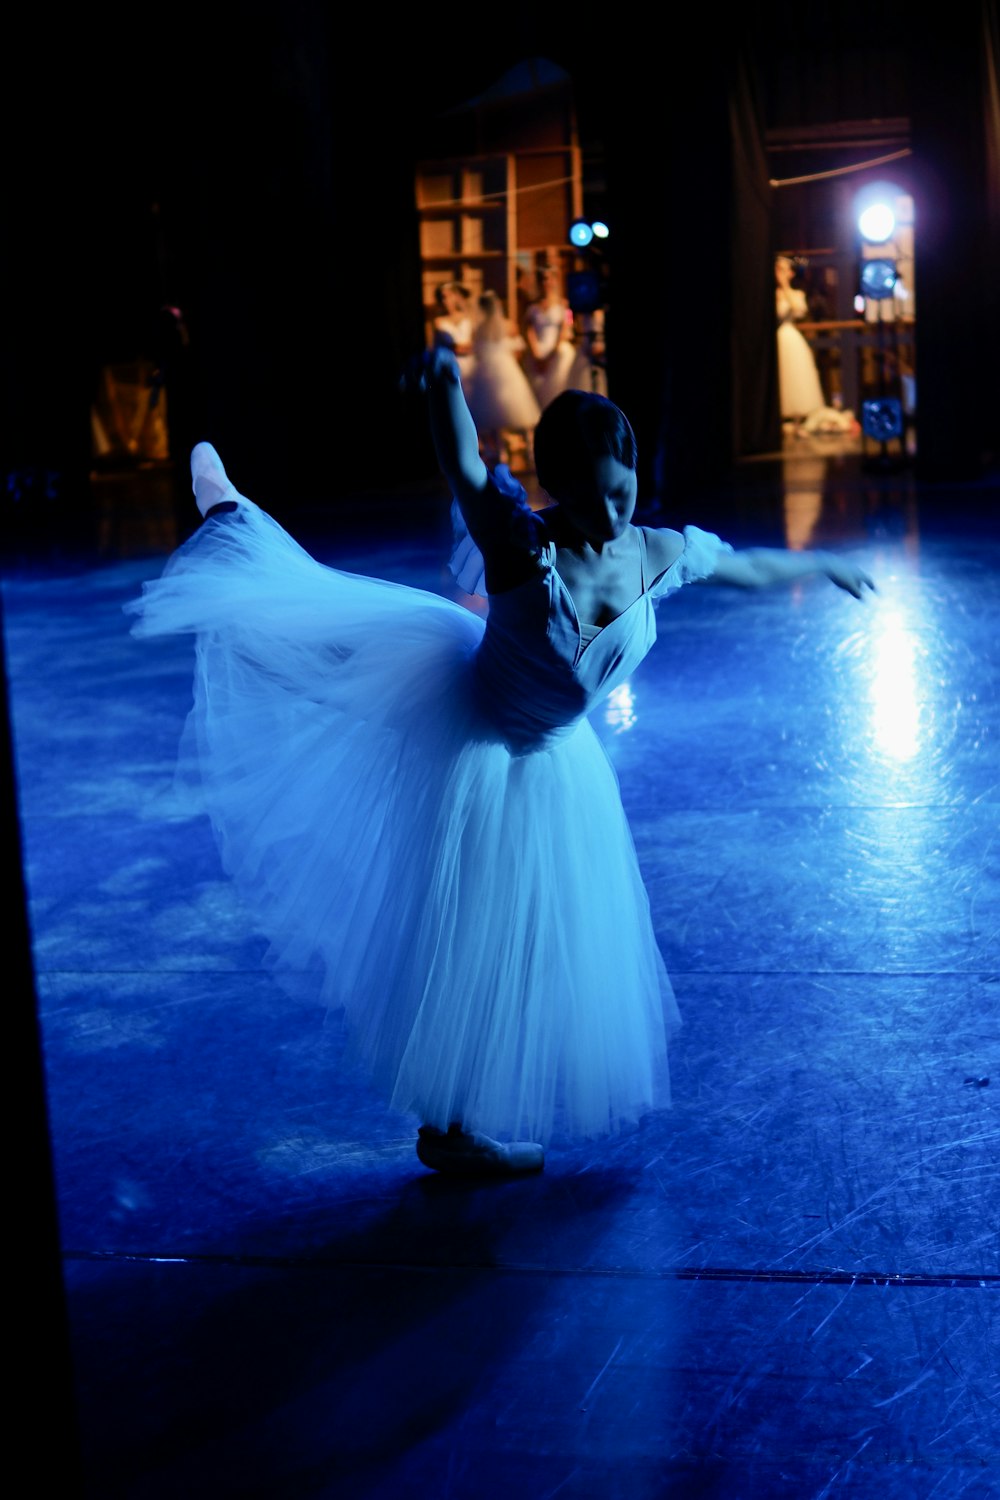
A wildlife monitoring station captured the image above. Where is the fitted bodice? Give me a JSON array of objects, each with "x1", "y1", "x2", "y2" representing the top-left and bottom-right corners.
[
  {"x1": 434, "y1": 316, "x2": 472, "y2": 350},
  {"x1": 449, "y1": 468, "x2": 732, "y2": 753},
  {"x1": 472, "y1": 536, "x2": 657, "y2": 750},
  {"x1": 525, "y1": 301, "x2": 570, "y2": 360}
]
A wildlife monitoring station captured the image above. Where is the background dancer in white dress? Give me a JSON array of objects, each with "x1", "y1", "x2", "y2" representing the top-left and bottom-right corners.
[
  {"x1": 523, "y1": 265, "x2": 578, "y2": 410},
  {"x1": 464, "y1": 289, "x2": 541, "y2": 469},
  {"x1": 775, "y1": 254, "x2": 825, "y2": 424},
  {"x1": 432, "y1": 280, "x2": 476, "y2": 385}
]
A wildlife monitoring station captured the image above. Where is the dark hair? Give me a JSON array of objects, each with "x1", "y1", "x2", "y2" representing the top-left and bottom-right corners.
[
  {"x1": 533, "y1": 389, "x2": 637, "y2": 500},
  {"x1": 435, "y1": 280, "x2": 470, "y2": 309}
]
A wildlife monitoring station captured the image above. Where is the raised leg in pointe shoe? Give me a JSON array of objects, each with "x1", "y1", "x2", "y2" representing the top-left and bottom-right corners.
[{"x1": 190, "y1": 441, "x2": 244, "y2": 519}]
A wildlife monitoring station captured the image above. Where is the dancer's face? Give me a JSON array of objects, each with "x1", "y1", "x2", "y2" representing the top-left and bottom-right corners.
[{"x1": 560, "y1": 455, "x2": 637, "y2": 545}]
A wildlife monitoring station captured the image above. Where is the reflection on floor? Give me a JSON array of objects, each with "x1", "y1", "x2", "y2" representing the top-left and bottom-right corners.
[{"x1": 3, "y1": 451, "x2": 998, "y2": 1498}]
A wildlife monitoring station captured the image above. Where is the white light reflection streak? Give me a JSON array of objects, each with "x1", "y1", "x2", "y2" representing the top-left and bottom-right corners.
[
  {"x1": 869, "y1": 606, "x2": 920, "y2": 761},
  {"x1": 605, "y1": 682, "x2": 636, "y2": 734}
]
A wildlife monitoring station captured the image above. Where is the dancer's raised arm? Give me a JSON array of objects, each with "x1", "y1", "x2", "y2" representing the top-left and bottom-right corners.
[
  {"x1": 409, "y1": 344, "x2": 542, "y2": 595},
  {"x1": 418, "y1": 346, "x2": 489, "y2": 509}
]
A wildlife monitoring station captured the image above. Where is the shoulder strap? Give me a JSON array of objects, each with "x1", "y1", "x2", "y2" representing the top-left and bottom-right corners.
[{"x1": 636, "y1": 525, "x2": 648, "y2": 592}]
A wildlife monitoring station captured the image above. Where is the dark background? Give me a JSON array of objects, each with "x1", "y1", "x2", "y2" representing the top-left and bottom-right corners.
[{"x1": 5, "y1": 0, "x2": 998, "y2": 515}]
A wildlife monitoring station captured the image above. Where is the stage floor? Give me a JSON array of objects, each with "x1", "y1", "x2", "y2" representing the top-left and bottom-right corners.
[{"x1": 4, "y1": 448, "x2": 998, "y2": 1498}]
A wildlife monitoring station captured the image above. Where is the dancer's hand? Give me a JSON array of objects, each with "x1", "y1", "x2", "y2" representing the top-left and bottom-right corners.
[
  {"x1": 824, "y1": 557, "x2": 877, "y2": 599},
  {"x1": 398, "y1": 347, "x2": 461, "y2": 394}
]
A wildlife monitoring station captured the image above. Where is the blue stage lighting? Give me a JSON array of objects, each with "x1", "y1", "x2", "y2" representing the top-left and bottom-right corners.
[
  {"x1": 567, "y1": 268, "x2": 602, "y2": 314},
  {"x1": 862, "y1": 398, "x2": 904, "y2": 441},
  {"x1": 860, "y1": 258, "x2": 898, "y2": 300},
  {"x1": 569, "y1": 219, "x2": 594, "y2": 248}
]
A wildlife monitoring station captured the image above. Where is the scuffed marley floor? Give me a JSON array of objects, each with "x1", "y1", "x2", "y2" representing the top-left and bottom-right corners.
[{"x1": 3, "y1": 444, "x2": 998, "y2": 1498}]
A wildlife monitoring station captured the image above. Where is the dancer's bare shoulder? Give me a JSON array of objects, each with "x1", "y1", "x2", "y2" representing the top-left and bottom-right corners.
[{"x1": 640, "y1": 526, "x2": 685, "y2": 583}]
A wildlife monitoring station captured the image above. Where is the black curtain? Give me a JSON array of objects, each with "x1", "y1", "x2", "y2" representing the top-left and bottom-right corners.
[
  {"x1": 730, "y1": 48, "x2": 783, "y2": 464},
  {"x1": 909, "y1": 0, "x2": 1000, "y2": 482},
  {"x1": 595, "y1": 27, "x2": 775, "y2": 518}
]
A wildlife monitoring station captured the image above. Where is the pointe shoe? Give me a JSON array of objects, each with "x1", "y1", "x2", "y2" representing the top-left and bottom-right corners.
[
  {"x1": 416, "y1": 1123, "x2": 544, "y2": 1178},
  {"x1": 190, "y1": 441, "x2": 242, "y2": 518}
]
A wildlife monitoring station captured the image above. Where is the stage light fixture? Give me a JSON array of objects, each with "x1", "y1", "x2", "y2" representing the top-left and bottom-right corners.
[
  {"x1": 567, "y1": 268, "x2": 602, "y2": 314},
  {"x1": 860, "y1": 258, "x2": 898, "y2": 300},
  {"x1": 591, "y1": 220, "x2": 609, "y2": 239},
  {"x1": 854, "y1": 180, "x2": 902, "y2": 244},
  {"x1": 859, "y1": 203, "x2": 895, "y2": 243},
  {"x1": 569, "y1": 219, "x2": 594, "y2": 248},
  {"x1": 862, "y1": 397, "x2": 904, "y2": 442}
]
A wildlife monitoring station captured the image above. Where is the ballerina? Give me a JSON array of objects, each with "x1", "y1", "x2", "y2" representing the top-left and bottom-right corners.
[
  {"x1": 522, "y1": 265, "x2": 578, "y2": 410},
  {"x1": 126, "y1": 350, "x2": 874, "y2": 1177},
  {"x1": 431, "y1": 280, "x2": 475, "y2": 385},
  {"x1": 463, "y1": 289, "x2": 541, "y2": 469},
  {"x1": 775, "y1": 254, "x2": 825, "y2": 424}
]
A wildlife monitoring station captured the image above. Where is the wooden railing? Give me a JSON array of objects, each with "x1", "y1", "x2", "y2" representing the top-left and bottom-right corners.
[{"x1": 797, "y1": 319, "x2": 916, "y2": 418}]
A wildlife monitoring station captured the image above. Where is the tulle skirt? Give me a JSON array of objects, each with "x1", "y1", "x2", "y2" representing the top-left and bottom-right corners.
[
  {"x1": 126, "y1": 500, "x2": 678, "y2": 1144},
  {"x1": 465, "y1": 343, "x2": 541, "y2": 433},
  {"x1": 526, "y1": 343, "x2": 579, "y2": 411},
  {"x1": 777, "y1": 320, "x2": 825, "y2": 418}
]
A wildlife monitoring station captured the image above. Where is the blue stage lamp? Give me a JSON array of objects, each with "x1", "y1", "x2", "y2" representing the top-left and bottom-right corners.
[
  {"x1": 862, "y1": 398, "x2": 904, "y2": 441},
  {"x1": 569, "y1": 219, "x2": 594, "y2": 248},
  {"x1": 860, "y1": 258, "x2": 898, "y2": 300},
  {"x1": 567, "y1": 268, "x2": 602, "y2": 314}
]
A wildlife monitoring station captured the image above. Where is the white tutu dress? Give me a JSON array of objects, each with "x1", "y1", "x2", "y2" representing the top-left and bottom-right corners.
[
  {"x1": 776, "y1": 287, "x2": 825, "y2": 419},
  {"x1": 464, "y1": 329, "x2": 541, "y2": 435},
  {"x1": 524, "y1": 300, "x2": 578, "y2": 410},
  {"x1": 126, "y1": 459, "x2": 733, "y2": 1145}
]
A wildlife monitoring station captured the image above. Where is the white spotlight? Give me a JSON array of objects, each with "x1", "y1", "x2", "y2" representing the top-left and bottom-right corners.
[{"x1": 858, "y1": 202, "x2": 896, "y2": 244}]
